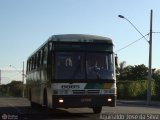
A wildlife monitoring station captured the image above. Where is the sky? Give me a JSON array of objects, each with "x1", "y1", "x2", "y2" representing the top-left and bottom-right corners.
[{"x1": 0, "y1": 0, "x2": 160, "y2": 84}]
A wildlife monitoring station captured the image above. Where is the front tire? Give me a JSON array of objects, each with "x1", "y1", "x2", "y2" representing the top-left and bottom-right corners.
[{"x1": 92, "y1": 107, "x2": 102, "y2": 114}]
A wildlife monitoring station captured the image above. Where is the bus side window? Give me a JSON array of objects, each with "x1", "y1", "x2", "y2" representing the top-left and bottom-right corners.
[
  {"x1": 26, "y1": 60, "x2": 29, "y2": 73},
  {"x1": 29, "y1": 59, "x2": 32, "y2": 71},
  {"x1": 28, "y1": 60, "x2": 30, "y2": 72},
  {"x1": 33, "y1": 56, "x2": 35, "y2": 70},
  {"x1": 43, "y1": 46, "x2": 48, "y2": 65},
  {"x1": 31, "y1": 57, "x2": 34, "y2": 70},
  {"x1": 49, "y1": 42, "x2": 53, "y2": 51},
  {"x1": 33, "y1": 56, "x2": 35, "y2": 69},
  {"x1": 35, "y1": 54, "x2": 37, "y2": 69},
  {"x1": 48, "y1": 42, "x2": 53, "y2": 65},
  {"x1": 39, "y1": 50, "x2": 43, "y2": 66},
  {"x1": 37, "y1": 52, "x2": 40, "y2": 68}
]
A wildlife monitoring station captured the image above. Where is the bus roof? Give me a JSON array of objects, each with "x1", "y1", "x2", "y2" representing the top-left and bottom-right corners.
[
  {"x1": 49, "y1": 34, "x2": 113, "y2": 44},
  {"x1": 27, "y1": 34, "x2": 113, "y2": 59}
]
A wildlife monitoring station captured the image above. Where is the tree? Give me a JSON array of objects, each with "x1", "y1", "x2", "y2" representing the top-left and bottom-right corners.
[
  {"x1": 7, "y1": 81, "x2": 23, "y2": 97},
  {"x1": 117, "y1": 61, "x2": 127, "y2": 80},
  {"x1": 152, "y1": 69, "x2": 160, "y2": 99},
  {"x1": 117, "y1": 62, "x2": 148, "y2": 81},
  {"x1": 0, "y1": 84, "x2": 8, "y2": 96},
  {"x1": 131, "y1": 64, "x2": 148, "y2": 80},
  {"x1": 124, "y1": 65, "x2": 134, "y2": 80}
]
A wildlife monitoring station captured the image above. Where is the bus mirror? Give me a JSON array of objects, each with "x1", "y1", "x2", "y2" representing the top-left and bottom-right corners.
[{"x1": 115, "y1": 54, "x2": 119, "y2": 67}]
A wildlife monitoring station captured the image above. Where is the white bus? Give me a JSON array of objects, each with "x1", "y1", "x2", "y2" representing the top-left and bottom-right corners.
[{"x1": 26, "y1": 34, "x2": 117, "y2": 113}]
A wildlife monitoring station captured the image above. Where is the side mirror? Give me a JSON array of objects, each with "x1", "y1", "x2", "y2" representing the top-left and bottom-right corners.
[
  {"x1": 115, "y1": 54, "x2": 120, "y2": 76},
  {"x1": 115, "y1": 54, "x2": 119, "y2": 67}
]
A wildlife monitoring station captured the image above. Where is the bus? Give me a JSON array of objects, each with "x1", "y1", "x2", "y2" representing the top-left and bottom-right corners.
[{"x1": 26, "y1": 34, "x2": 117, "y2": 114}]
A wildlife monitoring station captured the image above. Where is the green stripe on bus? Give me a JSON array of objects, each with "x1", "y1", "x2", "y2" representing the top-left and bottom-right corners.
[{"x1": 84, "y1": 83, "x2": 113, "y2": 89}]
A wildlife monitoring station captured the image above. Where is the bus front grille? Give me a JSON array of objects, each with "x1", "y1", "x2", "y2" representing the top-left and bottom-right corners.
[
  {"x1": 88, "y1": 90, "x2": 100, "y2": 94},
  {"x1": 72, "y1": 90, "x2": 85, "y2": 94},
  {"x1": 72, "y1": 90, "x2": 100, "y2": 94}
]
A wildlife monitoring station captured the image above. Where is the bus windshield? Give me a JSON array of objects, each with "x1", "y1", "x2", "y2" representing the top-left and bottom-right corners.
[
  {"x1": 55, "y1": 52, "x2": 85, "y2": 79},
  {"x1": 55, "y1": 52, "x2": 114, "y2": 80},
  {"x1": 86, "y1": 53, "x2": 113, "y2": 79}
]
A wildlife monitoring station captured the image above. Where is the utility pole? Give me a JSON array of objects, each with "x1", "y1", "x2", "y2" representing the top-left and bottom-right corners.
[
  {"x1": 22, "y1": 61, "x2": 24, "y2": 98},
  {"x1": 147, "y1": 9, "x2": 153, "y2": 105},
  {"x1": 0, "y1": 69, "x2": 1, "y2": 85},
  {"x1": 118, "y1": 10, "x2": 153, "y2": 105}
]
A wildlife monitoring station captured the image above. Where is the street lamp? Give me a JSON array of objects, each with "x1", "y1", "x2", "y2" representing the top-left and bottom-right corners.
[
  {"x1": 118, "y1": 10, "x2": 153, "y2": 105},
  {"x1": 9, "y1": 62, "x2": 25, "y2": 98},
  {"x1": 118, "y1": 15, "x2": 149, "y2": 42}
]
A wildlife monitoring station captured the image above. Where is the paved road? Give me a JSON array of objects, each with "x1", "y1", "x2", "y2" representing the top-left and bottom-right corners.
[{"x1": 0, "y1": 98, "x2": 160, "y2": 120}]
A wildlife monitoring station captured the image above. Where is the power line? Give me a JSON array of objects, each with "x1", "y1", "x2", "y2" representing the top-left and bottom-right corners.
[
  {"x1": 115, "y1": 31, "x2": 160, "y2": 53},
  {"x1": 1, "y1": 70, "x2": 21, "y2": 72},
  {"x1": 152, "y1": 32, "x2": 160, "y2": 34},
  {"x1": 115, "y1": 33, "x2": 149, "y2": 53}
]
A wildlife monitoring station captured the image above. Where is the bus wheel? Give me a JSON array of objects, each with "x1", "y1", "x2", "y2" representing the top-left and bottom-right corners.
[
  {"x1": 28, "y1": 88, "x2": 32, "y2": 101},
  {"x1": 31, "y1": 101, "x2": 41, "y2": 108},
  {"x1": 92, "y1": 107, "x2": 102, "y2": 114},
  {"x1": 29, "y1": 89, "x2": 35, "y2": 108},
  {"x1": 43, "y1": 88, "x2": 48, "y2": 107},
  {"x1": 31, "y1": 102, "x2": 36, "y2": 108}
]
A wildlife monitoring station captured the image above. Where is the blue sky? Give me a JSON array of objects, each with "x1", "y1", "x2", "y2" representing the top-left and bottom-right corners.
[{"x1": 0, "y1": 0, "x2": 160, "y2": 84}]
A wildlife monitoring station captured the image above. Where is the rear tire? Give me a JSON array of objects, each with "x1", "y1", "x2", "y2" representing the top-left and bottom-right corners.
[
  {"x1": 29, "y1": 89, "x2": 35, "y2": 108},
  {"x1": 43, "y1": 88, "x2": 48, "y2": 107},
  {"x1": 31, "y1": 101, "x2": 41, "y2": 108},
  {"x1": 92, "y1": 107, "x2": 102, "y2": 114},
  {"x1": 29, "y1": 88, "x2": 32, "y2": 101},
  {"x1": 29, "y1": 89, "x2": 40, "y2": 108},
  {"x1": 31, "y1": 102, "x2": 36, "y2": 108}
]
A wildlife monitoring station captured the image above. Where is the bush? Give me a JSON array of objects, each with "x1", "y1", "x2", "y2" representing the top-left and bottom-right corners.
[
  {"x1": 0, "y1": 81, "x2": 24, "y2": 97},
  {"x1": 117, "y1": 80, "x2": 155, "y2": 100}
]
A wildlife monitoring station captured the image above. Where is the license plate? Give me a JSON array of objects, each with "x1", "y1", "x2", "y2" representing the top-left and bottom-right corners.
[{"x1": 81, "y1": 98, "x2": 92, "y2": 102}]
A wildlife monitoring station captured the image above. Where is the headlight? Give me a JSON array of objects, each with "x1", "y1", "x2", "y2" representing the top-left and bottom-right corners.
[
  {"x1": 107, "y1": 97, "x2": 112, "y2": 102},
  {"x1": 59, "y1": 98, "x2": 64, "y2": 103},
  {"x1": 101, "y1": 89, "x2": 116, "y2": 94}
]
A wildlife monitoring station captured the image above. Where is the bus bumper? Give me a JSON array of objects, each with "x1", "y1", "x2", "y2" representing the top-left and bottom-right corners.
[{"x1": 52, "y1": 94, "x2": 116, "y2": 108}]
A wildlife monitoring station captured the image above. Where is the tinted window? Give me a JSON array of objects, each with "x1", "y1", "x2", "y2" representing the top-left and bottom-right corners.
[
  {"x1": 55, "y1": 52, "x2": 114, "y2": 80},
  {"x1": 86, "y1": 53, "x2": 114, "y2": 79},
  {"x1": 55, "y1": 52, "x2": 85, "y2": 79}
]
